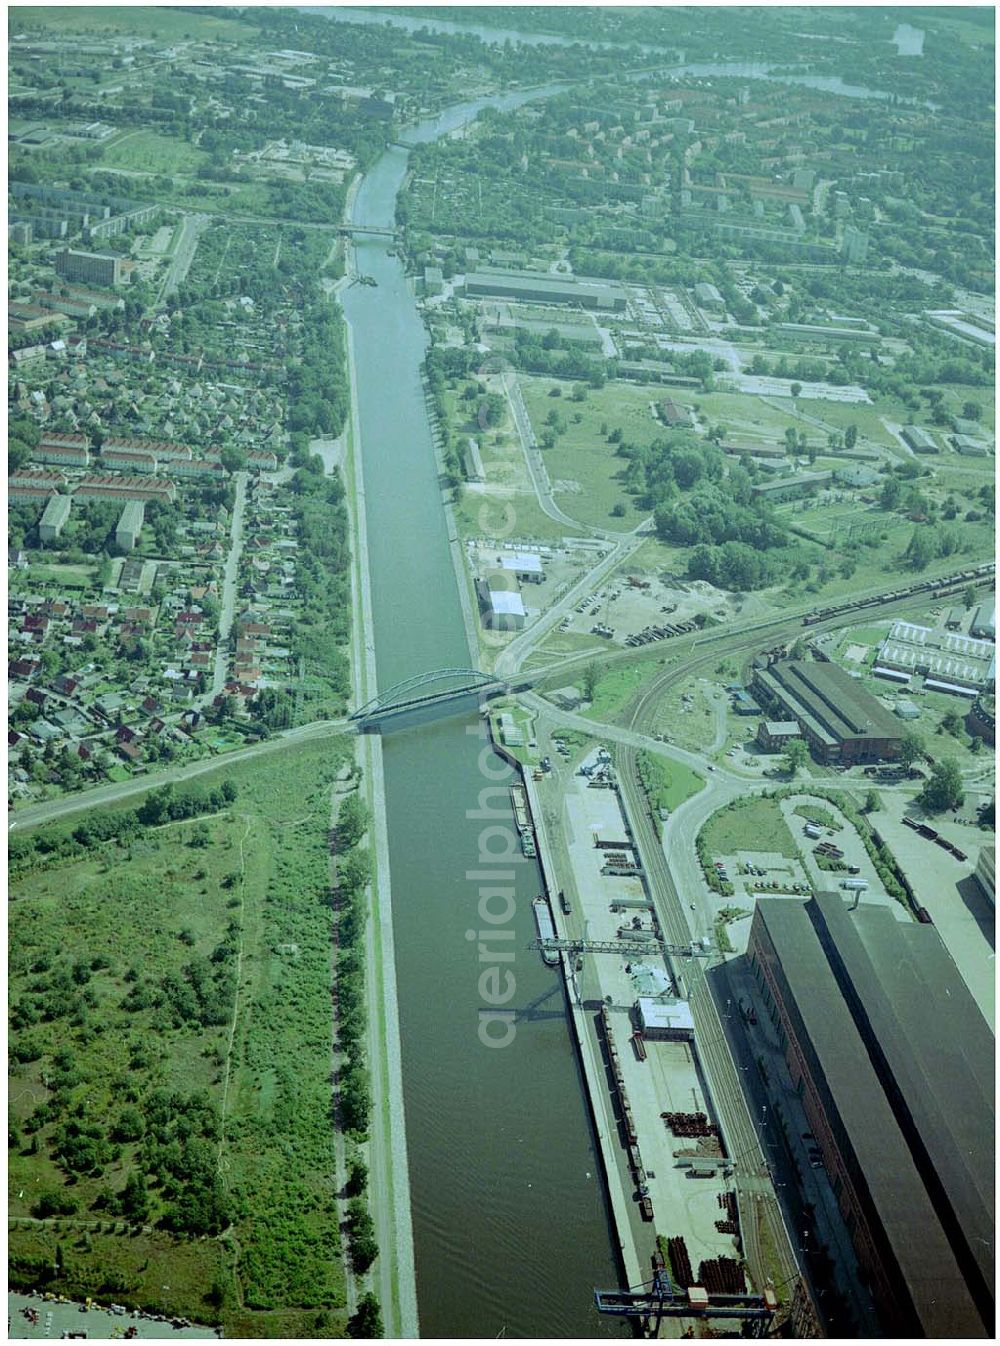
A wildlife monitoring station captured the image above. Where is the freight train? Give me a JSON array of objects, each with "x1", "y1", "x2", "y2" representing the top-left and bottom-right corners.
[{"x1": 801, "y1": 562, "x2": 994, "y2": 628}]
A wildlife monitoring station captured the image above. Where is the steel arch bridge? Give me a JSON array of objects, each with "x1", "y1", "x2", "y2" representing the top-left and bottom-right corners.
[{"x1": 350, "y1": 668, "x2": 503, "y2": 721}]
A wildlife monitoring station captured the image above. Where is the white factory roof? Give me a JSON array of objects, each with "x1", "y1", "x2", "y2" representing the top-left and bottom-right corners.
[
  {"x1": 637, "y1": 996, "x2": 694, "y2": 1035},
  {"x1": 489, "y1": 590, "x2": 526, "y2": 617},
  {"x1": 873, "y1": 666, "x2": 911, "y2": 684},
  {"x1": 501, "y1": 552, "x2": 543, "y2": 574},
  {"x1": 879, "y1": 621, "x2": 994, "y2": 687},
  {"x1": 924, "y1": 679, "x2": 977, "y2": 697}
]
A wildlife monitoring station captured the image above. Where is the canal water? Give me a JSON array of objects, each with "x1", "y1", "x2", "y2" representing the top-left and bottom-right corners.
[{"x1": 340, "y1": 93, "x2": 623, "y2": 1339}]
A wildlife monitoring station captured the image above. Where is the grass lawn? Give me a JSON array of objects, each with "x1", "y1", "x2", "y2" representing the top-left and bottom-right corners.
[
  {"x1": 488, "y1": 703, "x2": 539, "y2": 764},
  {"x1": 794, "y1": 396, "x2": 910, "y2": 450},
  {"x1": 696, "y1": 388, "x2": 799, "y2": 440},
  {"x1": 792, "y1": 802, "x2": 843, "y2": 831},
  {"x1": 637, "y1": 749, "x2": 703, "y2": 812},
  {"x1": 8, "y1": 740, "x2": 354, "y2": 1336},
  {"x1": 702, "y1": 796, "x2": 799, "y2": 859},
  {"x1": 582, "y1": 659, "x2": 666, "y2": 723},
  {"x1": 17, "y1": 562, "x2": 97, "y2": 589},
  {"x1": 454, "y1": 482, "x2": 568, "y2": 544},
  {"x1": 101, "y1": 130, "x2": 207, "y2": 177}
]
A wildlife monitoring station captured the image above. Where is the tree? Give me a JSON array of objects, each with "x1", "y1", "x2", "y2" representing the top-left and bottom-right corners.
[
  {"x1": 348, "y1": 1293, "x2": 383, "y2": 1338},
  {"x1": 941, "y1": 709, "x2": 964, "y2": 738},
  {"x1": 339, "y1": 847, "x2": 371, "y2": 896},
  {"x1": 582, "y1": 663, "x2": 600, "y2": 702},
  {"x1": 844, "y1": 423, "x2": 858, "y2": 450},
  {"x1": 119, "y1": 1170, "x2": 150, "y2": 1225},
  {"x1": 918, "y1": 758, "x2": 964, "y2": 814},
  {"x1": 864, "y1": 789, "x2": 880, "y2": 814},
  {"x1": 219, "y1": 444, "x2": 247, "y2": 474},
  {"x1": 963, "y1": 584, "x2": 977, "y2": 609},
  {"x1": 899, "y1": 731, "x2": 924, "y2": 769},
  {"x1": 962, "y1": 401, "x2": 982, "y2": 421},
  {"x1": 905, "y1": 527, "x2": 936, "y2": 570},
  {"x1": 880, "y1": 476, "x2": 902, "y2": 511},
  {"x1": 346, "y1": 1153, "x2": 368, "y2": 1197},
  {"x1": 782, "y1": 738, "x2": 810, "y2": 778},
  {"x1": 790, "y1": 381, "x2": 802, "y2": 401},
  {"x1": 337, "y1": 792, "x2": 369, "y2": 850},
  {"x1": 347, "y1": 1198, "x2": 378, "y2": 1271}
]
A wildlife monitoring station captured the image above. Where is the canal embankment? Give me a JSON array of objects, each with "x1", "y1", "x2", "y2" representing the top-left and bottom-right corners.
[{"x1": 343, "y1": 313, "x2": 418, "y2": 1338}]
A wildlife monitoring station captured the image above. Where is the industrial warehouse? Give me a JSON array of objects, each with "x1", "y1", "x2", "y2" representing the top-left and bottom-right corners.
[
  {"x1": 463, "y1": 268, "x2": 627, "y2": 311},
  {"x1": 875, "y1": 620, "x2": 996, "y2": 695},
  {"x1": 746, "y1": 891, "x2": 994, "y2": 1340},
  {"x1": 750, "y1": 658, "x2": 905, "y2": 763}
]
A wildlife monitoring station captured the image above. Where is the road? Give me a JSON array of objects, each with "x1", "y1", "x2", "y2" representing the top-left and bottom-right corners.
[
  {"x1": 8, "y1": 719, "x2": 351, "y2": 831},
  {"x1": 205, "y1": 471, "x2": 249, "y2": 703}
]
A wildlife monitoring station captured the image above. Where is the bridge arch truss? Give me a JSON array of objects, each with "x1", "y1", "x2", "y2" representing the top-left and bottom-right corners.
[{"x1": 350, "y1": 667, "x2": 501, "y2": 720}]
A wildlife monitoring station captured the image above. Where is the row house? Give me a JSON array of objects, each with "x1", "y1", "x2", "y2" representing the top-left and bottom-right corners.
[
  {"x1": 33, "y1": 440, "x2": 91, "y2": 468},
  {"x1": 10, "y1": 483, "x2": 58, "y2": 505},
  {"x1": 37, "y1": 431, "x2": 90, "y2": 451},
  {"x1": 73, "y1": 474, "x2": 177, "y2": 504},
  {"x1": 174, "y1": 458, "x2": 227, "y2": 480},
  {"x1": 10, "y1": 469, "x2": 69, "y2": 492},
  {"x1": 103, "y1": 435, "x2": 193, "y2": 461},
  {"x1": 102, "y1": 447, "x2": 159, "y2": 474}
]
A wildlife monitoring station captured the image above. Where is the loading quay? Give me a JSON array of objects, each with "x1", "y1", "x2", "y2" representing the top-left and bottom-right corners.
[{"x1": 507, "y1": 734, "x2": 813, "y2": 1337}]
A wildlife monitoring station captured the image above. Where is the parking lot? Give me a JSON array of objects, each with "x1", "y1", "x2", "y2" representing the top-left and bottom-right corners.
[
  {"x1": 8, "y1": 1293, "x2": 218, "y2": 1341},
  {"x1": 557, "y1": 574, "x2": 744, "y2": 647}
]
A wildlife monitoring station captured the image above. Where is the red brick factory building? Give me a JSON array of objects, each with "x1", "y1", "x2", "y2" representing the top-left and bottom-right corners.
[
  {"x1": 747, "y1": 891, "x2": 993, "y2": 1338},
  {"x1": 751, "y1": 658, "x2": 904, "y2": 764}
]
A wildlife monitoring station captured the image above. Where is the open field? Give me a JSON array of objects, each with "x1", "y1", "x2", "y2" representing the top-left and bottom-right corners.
[
  {"x1": 10, "y1": 6, "x2": 256, "y2": 40},
  {"x1": 12, "y1": 563, "x2": 97, "y2": 590},
  {"x1": 518, "y1": 375, "x2": 662, "y2": 527},
  {"x1": 702, "y1": 796, "x2": 800, "y2": 859},
  {"x1": 8, "y1": 740, "x2": 354, "y2": 1338},
  {"x1": 454, "y1": 482, "x2": 568, "y2": 544},
  {"x1": 694, "y1": 388, "x2": 799, "y2": 440},
  {"x1": 101, "y1": 131, "x2": 207, "y2": 178}
]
